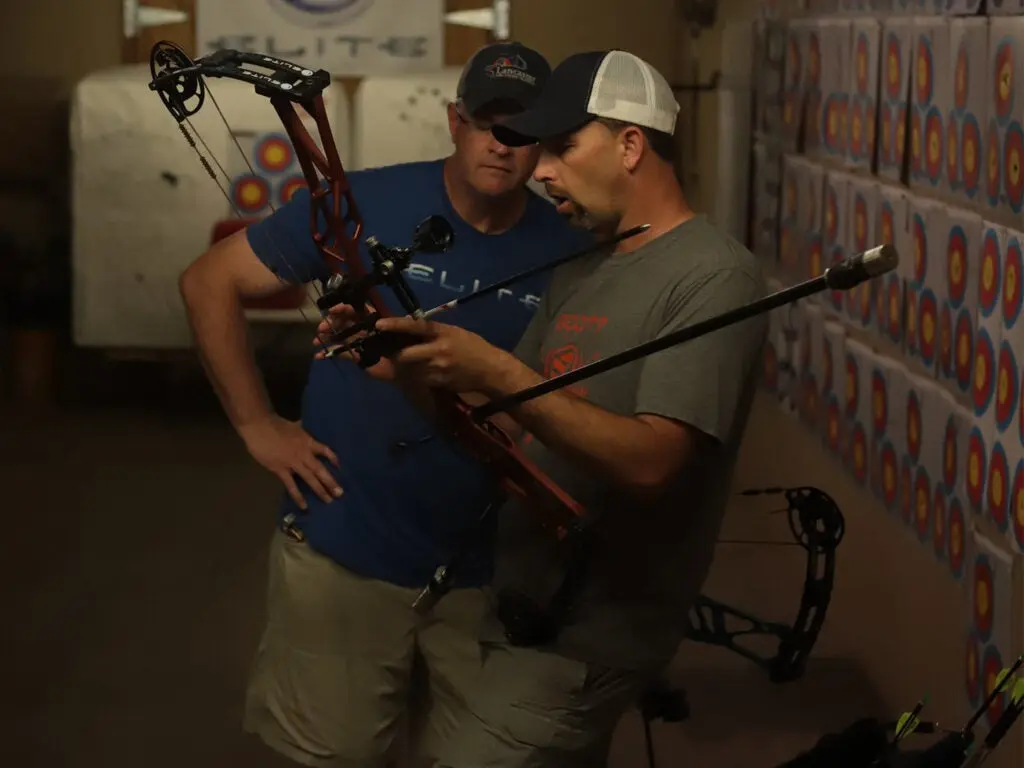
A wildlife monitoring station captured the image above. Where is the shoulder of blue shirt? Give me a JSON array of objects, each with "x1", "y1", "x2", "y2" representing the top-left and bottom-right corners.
[{"x1": 243, "y1": 158, "x2": 594, "y2": 284}]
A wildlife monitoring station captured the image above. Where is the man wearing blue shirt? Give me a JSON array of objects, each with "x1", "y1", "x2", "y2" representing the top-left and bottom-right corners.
[{"x1": 176, "y1": 42, "x2": 592, "y2": 768}]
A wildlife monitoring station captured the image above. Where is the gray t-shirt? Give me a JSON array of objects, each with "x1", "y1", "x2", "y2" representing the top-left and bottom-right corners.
[{"x1": 486, "y1": 214, "x2": 769, "y2": 671}]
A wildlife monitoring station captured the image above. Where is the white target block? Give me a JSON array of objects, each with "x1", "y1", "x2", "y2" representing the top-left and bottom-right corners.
[{"x1": 70, "y1": 63, "x2": 352, "y2": 349}]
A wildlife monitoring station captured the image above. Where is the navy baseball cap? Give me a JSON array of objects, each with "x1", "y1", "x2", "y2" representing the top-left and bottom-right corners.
[
  {"x1": 456, "y1": 42, "x2": 551, "y2": 115},
  {"x1": 491, "y1": 50, "x2": 680, "y2": 147}
]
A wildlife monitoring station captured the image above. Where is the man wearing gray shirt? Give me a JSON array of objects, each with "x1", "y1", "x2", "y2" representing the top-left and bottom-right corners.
[{"x1": 360, "y1": 49, "x2": 768, "y2": 767}]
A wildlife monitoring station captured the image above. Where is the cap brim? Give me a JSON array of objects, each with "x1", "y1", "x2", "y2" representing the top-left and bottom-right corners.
[{"x1": 491, "y1": 107, "x2": 594, "y2": 147}]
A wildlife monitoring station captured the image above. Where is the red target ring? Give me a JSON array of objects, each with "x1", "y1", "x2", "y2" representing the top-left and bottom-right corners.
[
  {"x1": 918, "y1": 289, "x2": 938, "y2": 366},
  {"x1": 982, "y1": 646, "x2": 1007, "y2": 728},
  {"x1": 896, "y1": 104, "x2": 907, "y2": 166},
  {"x1": 278, "y1": 176, "x2": 307, "y2": 205},
  {"x1": 974, "y1": 554, "x2": 995, "y2": 641},
  {"x1": 912, "y1": 213, "x2": 927, "y2": 285},
  {"x1": 925, "y1": 107, "x2": 943, "y2": 183},
  {"x1": 967, "y1": 425, "x2": 988, "y2": 512},
  {"x1": 962, "y1": 114, "x2": 981, "y2": 195},
  {"x1": 851, "y1": 423, "x2": 868, "y2": 484},
  {"x1": 907, "y1": 389, "x2": 923, "y2": 462},
  {"x1": 973, "y1": 328, "x2": 996, "y2": 416},
  {"x1": 1011, "y1": 459, "x2": 1024, "y2": 550},
  {"x1": 955, "y1": 41, "x2": 969, "y2": 112},
  {"x1": 947, "y1": 225, "x2": 968, "y2": 307},
  {"x1": 980, "y1": 228, "x2": 1002, "y2": 316},
  {"x1": 254, "y1": 134, "x2": 293, "y2": 174},
  {"x1": 1003, "y1": 237, "x2": 1023, "y2": 327},
  {"x1": 871, "y1": 368, "x2": 888, "y2": 434},
  {"x1": 949, "y1": 497, "x2": 966, "y2": 579},
  {"x1": 916, "y1": 36, "x2": 933, "y2": 106},
  {"x1": 988, "y1": 441, "x2": 1010, "y2": 530},
  {"x1": 881, "y1": 442, "x2": 899, "y2": 507},
  {"x1": 914, "y1": 466, "x2": 931, "y2": 540},
  {"x1": 887, "y1": 276, "x2": 902, "y2": 342},
  {"x1": 943, "y1": 416, "x2": 959, "y2": 491},
  {"x1": 994, "y1": 40, "x2": 1014, "y2": 122},
  {"x1": 886, "y1": 34, "x2": 902, "y2": 101},
  {"x1": 995, "y1": 341, "x2": 1020, "y2": 432},
  {"x1": 955, "y1": 308, "x2": 975, "y2": 392},
  {"x1": 911, "y1": 109, "x2": 923, "y2": 175},
  {"x1": 230, "y1": 174, "x2": 270, "y2": 213},
  {"x1": 1003, "y1": 122, "x2": 1024, "y2": 211},
  {"x1": 880, "y1": 103, "x2": 893, "y2": 165}
]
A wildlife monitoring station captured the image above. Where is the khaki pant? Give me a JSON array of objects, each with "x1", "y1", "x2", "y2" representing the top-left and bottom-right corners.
[{"x1": 243, "y1": 529, "x2": 490, "y2": 767}]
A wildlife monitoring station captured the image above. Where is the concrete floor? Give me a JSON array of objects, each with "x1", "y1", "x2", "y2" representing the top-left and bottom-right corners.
[{"x1": 1, "y1": 357, "x2": 890, "y2": 768}]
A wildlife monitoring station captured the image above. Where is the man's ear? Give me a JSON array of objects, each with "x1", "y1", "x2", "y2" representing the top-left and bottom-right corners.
[
  {"x1": 446, "y1": 102, "x2": 459, "y2": 144},
  {"x1": 621, "y1": 125, "x2": 645, "y2": 171}
]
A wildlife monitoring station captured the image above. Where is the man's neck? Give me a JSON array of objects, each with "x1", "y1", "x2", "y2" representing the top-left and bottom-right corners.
[
  {"x1": 443, "y1": 157, "x2": 529, "y2": 235},
  {"x1": 611, "y1": 176, "x2": 695, "y2": 254}
]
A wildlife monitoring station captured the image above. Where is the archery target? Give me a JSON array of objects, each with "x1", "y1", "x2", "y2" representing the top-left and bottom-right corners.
[
  {"x1": 853, "y1": 193, "x2": 869, "y2": 250},
  {"x1": 887, "y1": 277, "x2": 902, "y2": 341},
  {"x1": 933, "y1": 487, "x2": 946, "y2": 560},
  {"x1": 825, "y1": 185, "x2": 837, "y2": 245},
  {"x1": 886, "y1": 33, "x2": 902, "y2": 100},
  {"x1": 826, "y1": 396, "x2": 842, "y2": 452},
  {"x1": 974, "y1": 553, "x2": 995, "y2": 641},
  {"x1": 966, "y1": 632, "x2": 981, "y2": 705},
  {"x1": 995, "y1": 342, "x2": 1019, "y2": 432},
  {"x1": 882, "y1": 441, "x2": 899, "y2": 506},
  {"x1": 980, "y1": 229, "x2": 1002, "y2": 316},
  {"x1": 901, "y1": 456, "x2": 914, "y2": 525},
  {"x1": 955, "y1": 40, "x2": 969, "y2": 112},
  {"x1": 850, "y1": 100, "x2": 864, "y2": 158},
  {"x1": 987, "y1": 441, "x2": 1010, "y2": 530},
  {"x1": 949, "y1": 497, "x2": 966, "y2": 579},
  {"x1": 871, "y1": 368, "x2": 888, "y2": 434},
  {"x1": 944, "y1": 415, "x2": 960, "y2": 491},
  {"x1": 995, "y1": 39, "x2": 1014, "y2": 124},
  {"x1": 824, "y1": 96, "x2": 841, "y2": 153},
  {"x1": 912, "y1": 213, "x2": 927, "y2": 286},
  {"x1": 947, "y1": 115, "x2": 959, "y2": 189},
  {"x1": 974, "y1": 328, "x2": 997, "y2": 416},
  {"x1": 851, "y1": 423, "x2": 868, "y2": 484},
  {"x1": 987, "y1": 122, "x2": 1002, "y2": 207},
  {"x1": 918, "y1": 289, "x2": 938, "y2": 366},
  {"x1": 866, "y1": 104, "x2": 875, "y2": 158},
  {"x1": 947, "y1": 226, "x2": 969, "y2": 307},
  {"x1": 1003, "y1": 121, "x2": 1024, "y2": 211},
  {"x1": 962, "y1": 114, "x2": 981, "y2": 196},
  {"x1": 254, "y1": 133, "x2": 294, "y2": 174},
  {"x1": 967, "y1": 425, "x2": 988, "y2": 511},
  {"x1": 914, "y1": 466, "x2": 931, "y2": 540},
  {"x1": 940, "y1": 303, "x2": 953, "y2": 378},
  {"x1": 880, "y1": 104, "x2": 892, "y2": 164},
  {"x1": 808, "y1": 236, "x2": 823, "y2": 280},
  {"x1": 925, "y1": 107, "x2": 943, "y2": 183},
  {"x1": 230, "y1": 174, "x2": 271, "y2": 214},
  {"x1": 905, "y1": 290, "x2": 919, "y2": 354},
  {"x1": 955, "y1": 308, "x2": 975, "y2": 392},
  {"x1": 278, "y1": 176, "x2": 307, "y2": 205},
  {"x1": 982, "y1": 645, "x2": 1007, "y2": 727},
  {"x1": 896, "y1": 104, "x2": 907, "y2": 166},
  {"x1": 1012, "y1": 459, "x2": 1024, "y2": 549},
  {"x1": 1002, "y1": 237, "x2": 1023, "y2": 327},
  {"x1": 856, "y1": 33, "x2": 869, "y2": 94},
  {"x1": 911, "y1": 110, "x2": 922, "y2": 175},
  {"x1": 916, "y1": 35, "x2": 934, "y2": 106},
  {"x1": 907, "y1": 389, "x2": 923, "y2": 462}
]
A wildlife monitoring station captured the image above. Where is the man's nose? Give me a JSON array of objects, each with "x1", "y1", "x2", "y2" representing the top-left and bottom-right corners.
[{"x1": 488, "y1": 134, "x2": 512, "y2": 156}]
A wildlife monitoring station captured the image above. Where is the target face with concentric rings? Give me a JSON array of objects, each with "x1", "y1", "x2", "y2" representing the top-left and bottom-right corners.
[
  {"x1": 967, "y1": 425, "x2": 988, "y2": 511},
  {"x1": 962, "y1": 114, "x2": 981, "y2": 196},
  {"x1": 987, "y1": 441, "x2": 1009, "y2": 530},
  {"x1": 994, "y1": 39, "x2": 1014, "y2": 123}
]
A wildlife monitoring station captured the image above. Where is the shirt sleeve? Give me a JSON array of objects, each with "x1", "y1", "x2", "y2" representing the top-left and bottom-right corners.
[
  {"x1": 244, "y1": 186, "x2": 333, "y2": 284},
  {"x1": 635, "y1": 266, "x2": 768, "y2": 444}
]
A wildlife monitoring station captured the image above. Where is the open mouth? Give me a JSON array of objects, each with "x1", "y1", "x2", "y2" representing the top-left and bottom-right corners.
[{"x1": 548, "y1": 192, "x2": 574, "y2": 213}]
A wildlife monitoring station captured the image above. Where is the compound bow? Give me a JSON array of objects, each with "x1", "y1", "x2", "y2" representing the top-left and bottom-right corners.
[{"x1": 148, "y1": 42, "x2": 889, "y2": 680}]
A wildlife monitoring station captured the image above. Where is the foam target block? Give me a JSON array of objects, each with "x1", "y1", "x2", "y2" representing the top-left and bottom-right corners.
[
  {"x1": 947, "y1": 20, "x2": 988, "y2": 207},
  {"x1": 843, "y1": 338, "x2": 875, "y2": 487},
  {"x1": 909, "y1": 17, "x2": 952, "y2": 194},
  {"x1": 874, "y1": 181, "x2": 912, "y2": 345},
  {"x1": 879, "y1": 18, "x2": 915, "y2": 182},
  {"x1": 843, "y1": 176, "x2": 879, "y2": 329},
  {"x1": 901, "y1": 370, "x2": 934, "y2": 534},
  {"x1": 821, "y1": 321, "x2": 848, "y2": 457},
  {"x1": 910, "y1": 377, "x2": 953, "y2": 544},
  {"x1": 965, "y1": 529, "x2": 1016, "y2": 730},
  {"x1": 779, "y1": 154, "x2": 804, "y2": 279},
  {"x1": 70, "y1": 64, "x2": 351, "y2": 349},
  {"x1": 984, "y1": 19, "x2": 1024, "y2": 221},
  {"x1": 799, "y1": 303, "x2": 827, "y2": 432},
  {"x1": 904, "y1": 194, "x2": 948, "y2": 371},
  {"x1": 870, "y1": 354, "x2": 911, "y2": 515},
  {"x1": 811, "y1": 19, "x2": 853, "y2": 162},
  {"x1": 846, "y1": 19, "x2": 881, "y2": 171},
  {"x1": 937, "y1": 207, "x2": 983, "y2": 396},
  {"x1": 800, "y1": 160, "x2": 827, "y2": 283},
  {"x1": 782, "y1": 20, "x2": 812, "y2": 151},
  {"x1": 750, "y1": 140, "x2": 783, "y2": 266},
  {"x1": 821, "y1": 169, "x2": 853, "y2": 314},
  {"x1": 988, "y1": 0, "x2": 1024, "y2": 16},
  {"x1": 753, "y1": 19, "x2": 787, "y2": 142},
  {"x1": 938, "y1": 399, "x2": 974, "y2": 574}
]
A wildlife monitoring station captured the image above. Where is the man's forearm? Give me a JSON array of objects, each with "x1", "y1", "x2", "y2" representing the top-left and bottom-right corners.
[
  {"x1": 181, "y1": 278, "x2": 274, "y2": 432},
  {"x1": 479, "y1": 356, "x2": 674, "y2": 492}
]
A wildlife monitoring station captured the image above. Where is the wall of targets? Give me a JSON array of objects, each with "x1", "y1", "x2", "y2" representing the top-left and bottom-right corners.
[{"x1": 751, "y1": 3, "x2": 1024, "y2": 729}]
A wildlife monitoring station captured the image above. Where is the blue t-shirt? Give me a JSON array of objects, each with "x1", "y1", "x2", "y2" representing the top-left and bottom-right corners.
[{"x1": 245, "y1": 159, "x2": 592, "y2": 588}]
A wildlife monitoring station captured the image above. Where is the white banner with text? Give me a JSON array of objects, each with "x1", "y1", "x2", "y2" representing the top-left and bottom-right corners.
[{"x1": 195, "y1": 0, "x2": 445, "y2": 75}]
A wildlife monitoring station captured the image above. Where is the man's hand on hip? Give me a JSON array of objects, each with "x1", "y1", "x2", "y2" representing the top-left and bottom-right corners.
[{"x1": 239, "y1": 415, "x2": 343, "y2": 509}]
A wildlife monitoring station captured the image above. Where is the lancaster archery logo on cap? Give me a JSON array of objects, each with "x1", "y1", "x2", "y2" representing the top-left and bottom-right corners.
[
  {"x1": 484, "y1": 54, "x2": 536, "y2": 85},
  {"x1": 987, "y1": 441, "x2": 1009, "y2": 530}
]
